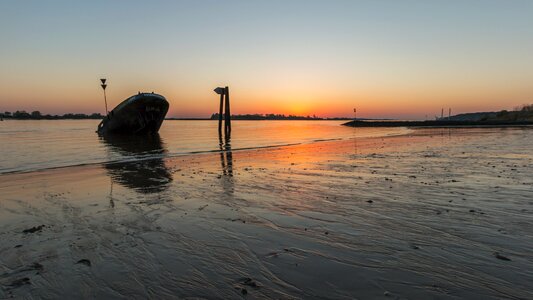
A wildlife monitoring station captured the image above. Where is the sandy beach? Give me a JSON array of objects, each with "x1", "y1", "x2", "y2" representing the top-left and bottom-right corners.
[{"x1": 1, "y1": 128, "x2": 532, "y2": 299}]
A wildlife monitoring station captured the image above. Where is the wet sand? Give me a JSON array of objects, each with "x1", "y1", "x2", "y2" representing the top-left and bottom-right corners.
[{"x1": 1, "y1": 128, "x2": 532, "y2": 299}]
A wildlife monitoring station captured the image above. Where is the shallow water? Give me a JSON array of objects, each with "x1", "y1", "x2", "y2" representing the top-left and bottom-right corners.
[{"x1": 0, "y1": 120, "x2": 408, "y2": 174}]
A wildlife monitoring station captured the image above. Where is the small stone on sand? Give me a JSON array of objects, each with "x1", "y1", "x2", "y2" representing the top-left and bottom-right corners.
[
  {"x1": 493, "y1": 252, "x2": 511, "y2": 261},
  {"x1": 76, "y1": 259, "x2": 92, "y2": 266},
  {"x1": 23, "y1": 225, "x2": 45, "y2": 234}
]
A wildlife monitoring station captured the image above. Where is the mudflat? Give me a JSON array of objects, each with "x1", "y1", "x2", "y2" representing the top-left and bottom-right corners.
[{"x1": 1, "y1": 128, "x2": 532, "y2": 299}]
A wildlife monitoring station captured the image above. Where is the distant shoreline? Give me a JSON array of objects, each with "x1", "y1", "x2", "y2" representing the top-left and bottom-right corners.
[
  {"x1": 343, "y1": 120, "x2": 533, "y2": 127},
  {"x1": 1, "y1": 117, "x2": 353, "y2": 121},
  {"x1": 1, "y1": 112, "x2": 353, "y2": 121}
]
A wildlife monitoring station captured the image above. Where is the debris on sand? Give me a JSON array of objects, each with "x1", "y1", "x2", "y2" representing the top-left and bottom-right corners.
[
  {"x1": 22, "y1": 225, "x2": 45, "y2": 234},
  {"x1": 9, "y1": 277, "x2": 30, "y2": 287},
  {"x1": 493, "y1": 252, "x2": 511, "y2": 261},
  {"x1": 76, "y1": 259, "x2": 92, "y2": 266},
  {"x1": 228, "y1": 218, "x2": 246, "y2": 223},
  {"x1": 240, "y1": 277, "x2": 260, "y2": 288},
  {"x1": 29, "y1": 262, "x2": 44, "y2": 271},
  {"x1": 234, "y1": 277, "x2": 261, "y2": 295}
]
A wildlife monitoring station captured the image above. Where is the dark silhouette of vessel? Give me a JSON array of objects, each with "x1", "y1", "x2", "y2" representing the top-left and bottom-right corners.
[{"x1": 97, "y1": 92, "x2": 169, "y2": 135}]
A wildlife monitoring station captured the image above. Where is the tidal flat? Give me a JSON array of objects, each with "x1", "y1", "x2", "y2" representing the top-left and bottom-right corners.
[{"x1": 1, "y1": 128, "x2": 532, "y2": 299}]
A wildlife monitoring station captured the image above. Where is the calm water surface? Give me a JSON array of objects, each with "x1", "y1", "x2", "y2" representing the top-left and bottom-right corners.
[{"x1": 0, "y1": 120, "x2": 408, "y2": 174}]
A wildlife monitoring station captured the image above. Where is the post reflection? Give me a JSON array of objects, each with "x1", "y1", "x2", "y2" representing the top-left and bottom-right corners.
[
  {"x1": 100, "y1": 134, "x2": 173, "y2": 194},
  {"x1": 352, "y1": 126, "x2": 358, "y2": 155},
  {"x1": 219, "y1": 132, "x2": 234, "y2": 193},
  {"x1": 219, "y1": 133, "x2": 233, "y2": 176}
]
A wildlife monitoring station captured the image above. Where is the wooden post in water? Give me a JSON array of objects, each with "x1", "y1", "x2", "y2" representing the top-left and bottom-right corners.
[
  {"x1": 218, "y1": 93, "x2": 224, "y2": 134},
  {"x1": 214, "y1": 87, "x2": 227, "y2": 134},
  {"x1": 224, "y1": 86, "x2": 231, "y2": 134}
]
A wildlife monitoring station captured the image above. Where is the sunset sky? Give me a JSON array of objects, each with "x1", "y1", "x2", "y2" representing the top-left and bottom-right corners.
[{"x1": 1, "y1": 0, "x2": 532, "y2": 119}]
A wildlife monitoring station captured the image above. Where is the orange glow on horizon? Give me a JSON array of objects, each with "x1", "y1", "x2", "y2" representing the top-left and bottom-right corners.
[{"x1": 1, "y1": 74, "x2": 531, "y2": 119}]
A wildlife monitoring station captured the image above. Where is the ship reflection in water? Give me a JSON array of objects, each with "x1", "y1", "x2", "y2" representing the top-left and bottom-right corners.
[{"x1": 100, "y1": 134, "x2": 172, "y2": 194}]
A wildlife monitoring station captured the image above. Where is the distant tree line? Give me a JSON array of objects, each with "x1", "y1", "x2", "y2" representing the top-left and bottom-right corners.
[
  {"x1": 210, "y1": 113, "x2": 322, "y2": 120},
  {"x1": 1, "y1": 110, "x2": 103, "y2": 120},
  {"x1": 0, "y1": 110, "x2": 352, "y2": 121},
  {"x1": 513, "y1": 104, "x2": 533, "y2": 112},
  {"x1": 445, "y1": 103, "x2": 533, "y2": 122},
  {"x1": 209, "y1": 113, "x2": 350, "y2": 120},
  {"x1": 485, "y1": 104, "x2": 533, "y2": 122}
]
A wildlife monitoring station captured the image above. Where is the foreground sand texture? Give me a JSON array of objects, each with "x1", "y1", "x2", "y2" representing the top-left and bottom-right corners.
[{"x1": 1, "y1": 128, "x2": 532, "y2": 299}]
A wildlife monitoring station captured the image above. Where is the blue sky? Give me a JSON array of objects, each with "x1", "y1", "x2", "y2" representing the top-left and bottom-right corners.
[{"x1": 1, "y1": 0, "x2": 532, "y2": 118}]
